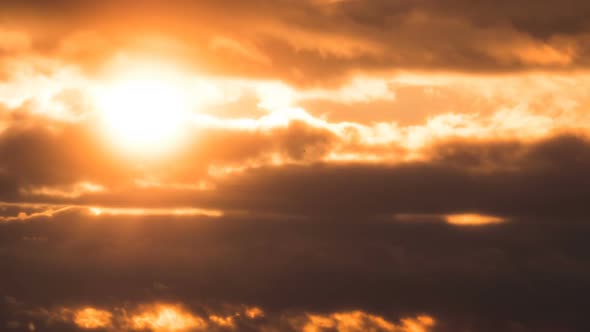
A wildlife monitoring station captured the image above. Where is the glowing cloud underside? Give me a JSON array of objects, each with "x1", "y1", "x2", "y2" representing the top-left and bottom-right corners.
[
  {"x1": 73, "y1": 308, "x2": 113, "y2": 329},
  {"x1": 130, "y1": 304, "x2": 206, "y2": 331},
  {"x1": 446, "y1": 213, "x2": 506, "y2": 226}
]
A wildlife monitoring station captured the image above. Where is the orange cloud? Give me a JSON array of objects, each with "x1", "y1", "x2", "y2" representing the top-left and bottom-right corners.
[
  {"x1": 73, "y1": 307, "x2": 113, "y2": 329},
  {"x1": 446, "y1": 213, "x2": 506, "y2": 226},
  {"x1": 129, "y1": 304, "x2": 206, "y2": 331},
  {"x1": 301, "y1": 311, "x2": 435, "y2": 332},
  {"x1": 32, "y1": 303, "x2": 433, "y2": 332},
  {"x1": 245, "y1": 306, "x2": 264, "y2": 319},
  {"x1": 86, "y1": 207, "x2": 223, "y2": 218},
  {"x1": 208, "y1": 314, "x2": 235, "y2": 328}
]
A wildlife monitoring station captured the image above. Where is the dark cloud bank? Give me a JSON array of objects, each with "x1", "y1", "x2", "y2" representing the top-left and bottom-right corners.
[
  {"x1": 1, "y1": 211, "x2": 589, "y2": 331},
  {"x1": 4, "y1": 0, "x2": 590, "y2": 85},
  {"x1": 1, "y1": 127, "x2": 590, "y2": 331},
  {"x1": 1, "y1": 118, "x2": 590, "y2": 220}
]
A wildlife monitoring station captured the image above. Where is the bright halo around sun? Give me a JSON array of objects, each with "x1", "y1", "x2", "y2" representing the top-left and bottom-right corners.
[{"x1": 94, "y1": 65, "x2": 192, "y2": 156}]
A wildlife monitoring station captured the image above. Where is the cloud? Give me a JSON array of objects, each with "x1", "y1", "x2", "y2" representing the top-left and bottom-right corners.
[
  {"x1": 17, "y1": 302, "x2": 435, "y2": 332},
  {"x1": 1, "y1": 211, "x2": 589, "y2": 331},
  {"x1": 147, "y1": 133, "x2": 590, "y2": 219},
  {"x1": 0, "y1": 117, "x2": 133, "y2": 191},
  {"x1": 297, "y1": 311, "x2": 435, "y2": 332},
  {"x1": 72, "y1": 307, "x2": 113, "y2": 329},
  {"x1": 1, "y1": 3, "x2": 589, "y2": 331},
  {"x1": 2, "y1": 0, "x2": 590, "y2": 85},
  {"x1": 128, "y1": 304, "x2": 206, "y2": 331},
  {"x1": 1, "y1": 110, "x2": 590, "y2": 221}
]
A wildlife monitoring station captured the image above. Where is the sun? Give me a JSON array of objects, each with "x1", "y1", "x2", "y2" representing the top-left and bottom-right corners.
[{"x1": 94, "y1": 65, "x2": 191, "y2": 156}]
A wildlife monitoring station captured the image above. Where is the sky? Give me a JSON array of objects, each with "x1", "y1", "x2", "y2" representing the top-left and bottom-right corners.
[{"x1": 1, "y1": 1, "x2": 590, "y2": 331}]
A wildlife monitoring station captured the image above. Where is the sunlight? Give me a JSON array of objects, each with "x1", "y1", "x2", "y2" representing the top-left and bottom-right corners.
[
  {"x1": 130, "y1": 304, "x2": 205, "y2": 331},
  {"x1": 86, "y1": 206, "x2": 223, "y2": 218},
  {"x1": 94, "y1": 64, "x2": 191, "y2": 156},
  {"x1": 73, "y1": 307, "x2": 113, "y2": 329},
  {"x1": 445, "y1": 213, "x2": 506, "y2": 226},
  {"x1": 89, "y1": 207, "x2": 103, "y2": 216}
]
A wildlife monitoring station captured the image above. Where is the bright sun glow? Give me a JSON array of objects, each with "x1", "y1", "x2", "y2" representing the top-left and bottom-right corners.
[{"x1": 95, "y1": 65, "x2": 191, "y2": 155}]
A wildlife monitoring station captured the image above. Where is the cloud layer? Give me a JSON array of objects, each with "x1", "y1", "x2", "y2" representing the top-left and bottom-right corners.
[
  {"x1": 3, "y1": 0, "x2": 590, "y2": 84},
  {"x1": 2, "y1": 1, "x2": 590, "y2": 331}
]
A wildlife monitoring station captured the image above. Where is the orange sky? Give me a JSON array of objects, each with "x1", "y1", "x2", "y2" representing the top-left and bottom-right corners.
[
  {"x1": 2, "y1": 9, "x2": 590, "y2": 217},
  {"x1": 2, "y1": 1, "x2": 590, "y2": 332}
]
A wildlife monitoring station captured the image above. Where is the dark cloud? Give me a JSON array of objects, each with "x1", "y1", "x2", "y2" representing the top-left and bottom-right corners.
[
  {"x1": 205, "y1": 140, "x2": 590, "y2": 218},
  {"x1": 2, "y1": 0, "x2": 590, "y2": 85},
  {"x1": 68, "y1": 134, "x2": 590, "y2": 221},
  {"x1": 0, "y1": 114, "x2": 337, "y2": 201},
  {"x1": 0, "y1": 211, "x2": 589, "y2": 331},
  {"x1": 2, "y1": 113, "x2": 589, "y2": 221},
  {"x1": 0, "y1": 117, "x2": 132, "y2": 192}
]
